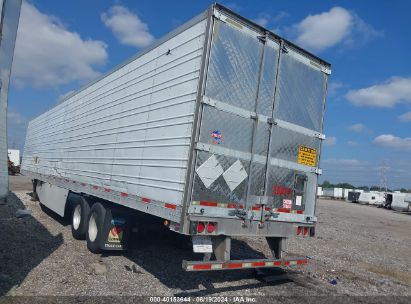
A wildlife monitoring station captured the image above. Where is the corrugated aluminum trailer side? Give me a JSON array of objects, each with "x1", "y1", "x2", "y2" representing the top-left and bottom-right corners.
[
  {"x1": 22, "y1": 11, "x2": 209, "y2": 223},
  {"x1": 22, "y1": 3, "x2": 330, "y2": 271}
]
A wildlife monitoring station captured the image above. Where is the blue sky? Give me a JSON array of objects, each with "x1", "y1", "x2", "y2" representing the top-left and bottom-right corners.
[{"x1": 7, "y1": 0, "x2": 411, "y2": 189}]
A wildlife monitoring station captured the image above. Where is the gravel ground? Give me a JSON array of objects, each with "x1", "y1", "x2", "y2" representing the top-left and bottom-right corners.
[{"x1": 0, "y1": 176, "x2": 410, "y2": 298}]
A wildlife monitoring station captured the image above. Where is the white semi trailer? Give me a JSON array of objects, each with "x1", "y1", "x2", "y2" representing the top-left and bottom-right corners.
[{"x1": 21, "y1": 3, "x2": 330, "y2": 271}]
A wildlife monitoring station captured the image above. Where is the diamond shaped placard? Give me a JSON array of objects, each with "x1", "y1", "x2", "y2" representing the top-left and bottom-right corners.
[
  {"x1": 195, "y1": 155, "x2": 224, "y2": 188},
  {"x1": 222, "y1": 160, "x2": 248, "y2": 192}
]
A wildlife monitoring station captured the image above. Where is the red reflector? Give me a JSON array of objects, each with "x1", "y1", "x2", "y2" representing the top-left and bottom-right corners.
[
  {"x1": 121, "y1": 192, "x2": 128, "y2": 197},
  {"x1": 227, "y1": 203, "x2": 236, "y2": 209},
  {"x1": 283, "y1": 261, "x2": 290, "y2": 266},
  {"x1": 142, "y1": 197, "x2": 151, "y2": 203},
  {"x1": 227, "y1": 263, "x2": 242, "y2": 269},
  {"x1": 165, "y1": 203, "x2": 176, "y2": 209},
  {"x1": 303, "y1": 227, "x2": 309, "y2": 236},
  {"x1": 277, "y1": 208, "x2": 291, "y2": 213},
  {"x1": 207, "y1": 222, "x2": 216, "y2": 233},
  {"x1": 92, "y1": 185, "x2": 98, "y2": 190},
  {"x1": 274, "y1": 261, "x2": 282, "y2": 266},
  {"x1": 297, "y1": 227, "x2": 302, "y2": 235},
  {"x1": 193, "y1": 264, "x2": 212, "y2": 270},
  {"x1": 111, "y1": 226, "x2": 122, "y2": 235},
  {"x1": 199, "y1": 201, "x2": 218, "y2": 207},
  {"x1": 104, "y1": 188, "x2": 111, "y2": 192},
  {"x1": 197, "y1": 222, "x2": 205, "y2": 233},
  {"x1": 251, "y1": 261, "x2": 265, "y2": 267},
  {"x1": 297, "y1": 260, "x2": 308, "y2": 265},
  {"x1": 238, "y1": 204, "x2": 244, "y2": 209},
  {"x1": 252, "y1": 206, "x2": 260, "y2": 211},
  {"x1": 296, "y1": 210, "x2": 304, "y2": 214}
]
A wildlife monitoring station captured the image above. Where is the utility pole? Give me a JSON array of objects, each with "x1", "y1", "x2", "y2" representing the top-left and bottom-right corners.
[
  {"x1": 379, "y1": 161, "x2": 388, "y2": 193},
  {"x1": 0, "y1": 0, "x2": 22, "y2": 199}
]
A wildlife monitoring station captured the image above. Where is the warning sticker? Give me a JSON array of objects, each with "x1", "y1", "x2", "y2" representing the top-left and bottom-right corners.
[
  {"x1": 297, "y1": 145, "x2": 317, "y2": 167},
  {"x1": 283, "y1": 199, "x2": 292, "y2": 209},
  {"x1": 108, "y1": 227, "x2": 123, "y2": 243}
]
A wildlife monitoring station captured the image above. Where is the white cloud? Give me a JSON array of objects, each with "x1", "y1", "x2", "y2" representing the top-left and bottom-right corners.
[
  {"x1": 323, "y1": 136, "x2": 336, "y2": 146},
  {"x1": 12, "y1": 2, "x2": 108, "y2": 88},
  {"x1": 254, "y1": 11, "x2": 289, "y2": 28},
  {"x1": 328, "y1": 81, "x2": 344, "y2": 97},
  {"x1": 102, "y1": 5, "x2": 154, "y2": 48},
  {"x1": 348, "y1": 123, "x2": 372, "y2": 133},
  {"x1": 322, "y1": 158, "x2": 366, "y2": 166},
  {"x1": 7, "y1": 108, "x2": 27, "y2": 126},
  {"x1": 292, "y1": 7, "x2": 381, "y2": 52},
  {"x1": 346, "y1": 77, "x2": 411, "y2": 108},
  {"x1": 347, "y1": 141, "x2": 358, "y2": 146},
  {"x1": 399, "y1": 111, "x2": 411, "y2": 122},
  {"x1": 7, "y1": 108, "x2": 27, "y2": 150},
  {"x1": 373, "y1": 134, "x2": 411, "y2": 150}
]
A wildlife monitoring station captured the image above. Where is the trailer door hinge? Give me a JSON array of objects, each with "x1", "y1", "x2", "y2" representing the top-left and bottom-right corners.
[
  {"x1": 195, "y1": 142, "x2": 210, "y2": 152},
  {"x1": 315, "y1": 168, "x2": 322, "y2": 175},
  {"x1": 202, "y1": 96, "x2": 216, "y2": 107},
  {"x1": 257, "y1": 35, "x2": 266, "y2": 43}
]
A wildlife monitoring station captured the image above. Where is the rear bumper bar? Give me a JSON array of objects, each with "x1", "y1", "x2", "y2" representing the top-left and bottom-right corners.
[{"x1": 182, "y1": 256, "x2": 308, "y2": 271}]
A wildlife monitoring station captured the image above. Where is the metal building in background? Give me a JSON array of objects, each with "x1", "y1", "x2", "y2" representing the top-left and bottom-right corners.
[{"x1": 0, "y1": 0, "x2": 22, "y2": 199}]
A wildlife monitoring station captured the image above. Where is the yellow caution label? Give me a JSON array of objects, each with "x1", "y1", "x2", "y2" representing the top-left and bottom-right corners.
[{"x1": 297, "y1": 145, "x2": 317, "y2": 167}]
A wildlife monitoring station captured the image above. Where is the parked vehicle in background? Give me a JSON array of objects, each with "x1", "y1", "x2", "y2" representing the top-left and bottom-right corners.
[
  {"x1": 386, "y1": 193, "x2": 410, "y2": 211},
  {"x1": 405, "y1": 194, "x2": 411, "y2": 211},
  {"x1": 358, "y1": 192, "x2": 384, "y2": 205},
  {"x1": 322, "y1": 188, "x2": 343, "y2": 199},
  {"x1": 347, "y1": 190, "x2": 362, "y2": 203},
  {"x1": 8, "y1": 149, "x2": 20, "y2": 166},
  {"x1": 21, "y1": 3, "x2": 330, "y2": 271}
]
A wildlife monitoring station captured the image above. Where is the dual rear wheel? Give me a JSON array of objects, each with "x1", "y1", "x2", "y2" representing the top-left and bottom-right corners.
[{"x1": 70, "y1": 197, "x2": 105, "y2": 253}]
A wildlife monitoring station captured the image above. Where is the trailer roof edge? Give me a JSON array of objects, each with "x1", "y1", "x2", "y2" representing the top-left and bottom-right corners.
[{"x1": 213, "y1": 2, "x2": 331, "y2": 68}]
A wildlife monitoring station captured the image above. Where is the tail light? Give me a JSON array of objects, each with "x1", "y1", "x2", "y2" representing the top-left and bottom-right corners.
[
  {"x1": 303, "y1": 227, "x2": 309, "y2": 236},
  {"x1": 297, "y1": 226, "x2": 302, "y2": 235},
  {"x1": 207, "y1": 222, "x2": 216, "y2": 233},
  {"x1": 197, "y1": 222, "x2": 205, "y2": 233}
]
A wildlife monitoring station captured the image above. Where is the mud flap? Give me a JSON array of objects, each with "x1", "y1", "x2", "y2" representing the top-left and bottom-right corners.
[{"x1": 100, "y1": 207, "x2": 130, "y2": 251}]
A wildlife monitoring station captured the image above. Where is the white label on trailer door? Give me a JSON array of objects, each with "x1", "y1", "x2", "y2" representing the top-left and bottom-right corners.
[
  {"x1": 222, "y1": 159, "x2": 248, "y2": 192},
  {"x1": 296, "y1": 196, "x2": 302, "y2": 206},
  {"x1": 283, "y1": 199, "x2": 292, "y2": 209},
  {"x1": 195, "y1": 154, "x2": 224, "y2": 188},
  {"x1": 192, "y1": 236, "x2": 213, "y2": 253}
]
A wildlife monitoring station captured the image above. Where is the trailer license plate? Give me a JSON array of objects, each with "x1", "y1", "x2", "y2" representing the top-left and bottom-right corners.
[{"x1": 192, "y1": 236, "x2": 212, "y2": 253}]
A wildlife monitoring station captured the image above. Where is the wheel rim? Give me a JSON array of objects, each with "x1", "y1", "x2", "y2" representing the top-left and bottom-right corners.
[
  {"x1": 72, "y1": 205, "x2": 81, "y2": 230},
  {"x1": 88, "y1": 213, "x2": 98, "y2": 242}
]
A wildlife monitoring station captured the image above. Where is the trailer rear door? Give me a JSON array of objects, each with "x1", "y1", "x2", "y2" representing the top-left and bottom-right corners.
[{"x1": 191, "y1": 10, "x2": 329, "y2": 217}]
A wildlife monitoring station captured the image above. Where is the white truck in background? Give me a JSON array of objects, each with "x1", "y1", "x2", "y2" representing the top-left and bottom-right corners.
[{"x1": 21, "y1": 3, "x2": 330, "y2": 271}]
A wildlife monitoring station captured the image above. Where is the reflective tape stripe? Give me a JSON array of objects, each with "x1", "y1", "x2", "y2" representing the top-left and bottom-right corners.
[
  {"x1": 192, "y1": 201, "x2": 240, "y2": 209},
  {"x1": 165, "y1": 203, "x2": 177, "y2": 210},
  {"x1": 193, "y1": 264, "x2": 212, "y2": 270},
  {"x1": 121, "y1": 192, "x2": 128, "y2": 198},
  {"x1": 104, "y1": 188, "x2": 111, "y2": 192},
  {"x1": 184, "y1": 258, "x2": 308, "y2": 271},
  {"x1": 142, "y1": 197, "x2": 151, "y2": 203}
]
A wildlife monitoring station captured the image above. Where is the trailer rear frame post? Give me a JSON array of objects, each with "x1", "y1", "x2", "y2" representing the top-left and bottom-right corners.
[
  {"x1": 266, "y1": 237, "x2": 286, "y2": 259},
  {"x1": 212, "y1": 235, "x2": 231, "y2": 261}
]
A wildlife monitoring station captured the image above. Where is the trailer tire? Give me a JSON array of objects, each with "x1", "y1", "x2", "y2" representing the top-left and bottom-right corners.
[
  {"x1": 71, "y1": 196, "x2": 90, "y2": 240},
  {"x1": 86, "y1": 203, "x2": 106, "y2": 254}
]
